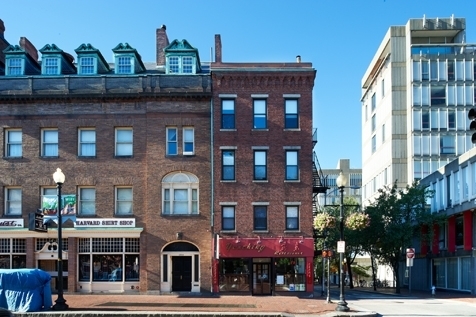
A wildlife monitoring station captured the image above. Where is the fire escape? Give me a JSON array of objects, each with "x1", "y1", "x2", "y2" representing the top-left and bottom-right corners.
[{"x1": 312, "y1": 129, "x2": 329, "y2": 215}]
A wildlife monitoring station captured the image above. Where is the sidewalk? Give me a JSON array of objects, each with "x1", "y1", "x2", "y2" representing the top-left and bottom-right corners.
[{"x1": 12, "y1": 286, "x2": 475, "y2": 317}]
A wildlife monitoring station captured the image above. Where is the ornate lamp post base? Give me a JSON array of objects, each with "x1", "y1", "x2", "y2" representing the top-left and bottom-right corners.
[
  {"x1": 335, "y1": 300, "x2": 349, "y2": 312},
  {"x1": 52, "y1": 298, "x2": 69, "y2": 311}
]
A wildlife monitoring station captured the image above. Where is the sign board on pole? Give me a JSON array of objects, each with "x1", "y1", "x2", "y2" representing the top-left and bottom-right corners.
[
  {"x1": 337, "y1": 241, "x2": 345, "y2": 253},
  {"x1": 28, "y1": 211, "x2": 47, "y2": 232},
  {"x1": 406, "y1": 248, "x2": 415, "y2": 259}
]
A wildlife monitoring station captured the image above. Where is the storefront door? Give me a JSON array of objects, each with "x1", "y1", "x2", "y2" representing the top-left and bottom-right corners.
[
  {"x1": 38, "y1": 259, "x2": 68, "y2": 293},
  {"x1": 172, "y1": 256, "x2": 192, "y2": 292},
  {"x1": 252, "y1": 263, "x2": 271, "y2": 295}
]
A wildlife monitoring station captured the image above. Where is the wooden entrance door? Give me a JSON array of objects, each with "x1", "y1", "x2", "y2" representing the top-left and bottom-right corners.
[{"x1": 172, "y1": 256, "x2": 192, "y2": 292}]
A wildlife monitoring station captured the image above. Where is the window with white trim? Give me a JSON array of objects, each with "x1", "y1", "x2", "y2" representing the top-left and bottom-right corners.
[
  {"x1": 162, "y1": 172, "x2": 199, "y2": 215},
  {"x1": 43, "y1": 57, "x2": 59, "y2": 75},
  {"x1": 285, "y1": 206, "x2": 299, "y2": 230},
  {"x1": 183, "y1": 127, "x2": 194, "y2": 155},
  {"x1": 115, "y1": 187, "x2": 133, "y2": 215},
  {"x1": 115, "y1": 128, "x2": 133, "y2": 156},
  {"x1": 5, "y1": 129, "x2": 22, "y2": 157},
  {"x1": 285, "y1": 99, "x2": 298, "y2": 129},
  {"x1": 166, "y1": 127, "x2": 177, "y2": 155},
  {"x1": 0, "y1": 238, "x2": 26, "y2": 269},
  {"x1": 254, "y1": 150, "x2": 267, "y2": 180},
  {"x1": 41, "y1": 129, "x2": 58, "y2": 157},
  {"x1": 41, "y1": 187, "x2": 56, "y2": 214},
  {"x1": 253, "y1": 99, "x2": 267, "y2": 129},
  {"x1": 5, "y1": 187, "x2": 21, "y2": 216},
  {"x1": 79, "y1": 187, "x2": 96, "y2": 216},
  {"x1": 79, "y1": 129, "x2": 96, "y2": 157},
  {"x1": 285, "y1": 150, "x2": 299, "y2": 180},
  {"x1": 167, "y1": 56, "x2": 195, "y2": 74},
  {"x1": 6, "y1": 58, "x2": 22, "y2": 76},
  {"x1": 222, "y1": 206, "x2": 235, "y2": 231},
  {"x1": 79, "y1": 57, "x2": 95, "y2": 74},
  {"x1": 221, "y1": 99, "x2": 235, "y2": 129}
]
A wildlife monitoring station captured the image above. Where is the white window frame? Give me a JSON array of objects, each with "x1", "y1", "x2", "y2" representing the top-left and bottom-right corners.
[
  {"x1": 115, "y1": 128, "x2": 133, "y2": 156},
  {"x1": 221, "y1": 99, "x2": 235, "y2": 129},
  {"x1": 254, "y1": 150, "x2": 267, "y2": 180},
  {"x1": 115, "y1": 187, "x2": 133, "y2": 215},
  {"x1": 79, "y1": 187, "x2": 96, "y2": 216},
  {"x1": 166, "y1": 56, "x2": 196, "y2": 74},
  {"x1": 5, "y1": 129, "x2": 22, "y2": 158},
  {"x1": 285, "y1": 150, "x2": 299, "y2": 180},
  {"x1": 162, "y1": 172, "x2": 199, "y2": 215},
  {"x1": 166, "y1": 127, "x2": 178, "y2": 155},
  {"x1": 5, "y1": 187, "x2": 22, "y2": 216},
  {"x1": 43, "y1": 57, "x2": 59, "y2": 75},
  {"x1": 116, "y1": 56, "x2": 133, "y2": 74},
  {"x1": 221, "y1": 205, "x2": 235, "y2": 231},
  {"x1": 79, "y1": 128, "x2": 96, "y2": 157},
  {"x1": 41, "y1": 187, "x2": 56, "y2": 213},
  {"x1": 41, "y1": 129, "x2": 58, "y2": 157},
  {"x1": 222, "y1": 149, "x2": 235, "y2": 181},
  {"x1": 253, "y1": 99, "x2": 267, "y2": 129},
  {"x1": 285, "y1": 206, "x2": 299, "y2": 231},
  {"x1": 79, "y1": 56, "x2": 96, "y2": 75},
  {"x1": 284, "y1": 99, "x2": 299, "y2": 129},
  {"x1": 6, "y1": 58, "x2": 23, "y2": 76},
  {"x1": 183, "y1": 127, "x2": 194, "y2": 155}
]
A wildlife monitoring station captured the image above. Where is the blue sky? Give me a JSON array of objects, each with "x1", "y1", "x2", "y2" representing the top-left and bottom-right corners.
[{"x1": 1, "y1": 0, "x2": 475, "y2": 169}]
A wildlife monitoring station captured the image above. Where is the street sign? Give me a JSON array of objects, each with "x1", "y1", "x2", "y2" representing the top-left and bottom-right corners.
[
  {"x1": 406, "y1": 248, "x2": 415, "y2": 259},
  {"x1": 28, "y1": 212, "x2": 47, "y2": 232},
  {"x1": 337, "y1": 241, "x2": 345, "y2": 253}
]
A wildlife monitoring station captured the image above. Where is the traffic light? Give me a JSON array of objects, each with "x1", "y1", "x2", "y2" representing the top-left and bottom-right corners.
[{"x1": 469, "y1": 108, "x2": 476, "y2": 144}]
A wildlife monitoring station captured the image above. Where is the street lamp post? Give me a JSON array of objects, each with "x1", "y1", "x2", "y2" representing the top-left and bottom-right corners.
[
  {"x1": 335, "y1": 172, "x2": 349, "y2": 312},
  {"x1": 52, "y1": 168, "x2": 68, "y2": 311}
]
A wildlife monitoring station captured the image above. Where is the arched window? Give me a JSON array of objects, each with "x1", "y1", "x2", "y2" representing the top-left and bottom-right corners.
[{"x1": 162, "y1": 172, "x2": 199, "y2": 215}]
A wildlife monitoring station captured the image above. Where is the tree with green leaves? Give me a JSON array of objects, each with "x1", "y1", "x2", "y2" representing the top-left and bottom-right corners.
[{"x1": 363, "y1": 180, "x2": 446, "y2": 294}]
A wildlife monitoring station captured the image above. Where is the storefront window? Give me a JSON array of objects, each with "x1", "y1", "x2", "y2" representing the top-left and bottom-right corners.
[
  {"x1": 219, "y1": 258, "x2": 250, "y2": 292},
  {"x1": 275, "y1": 257, "x2": 305, "y2": 292},
  {"x1": 0, "y1": 238, "x2": 26, "y2": 269}
]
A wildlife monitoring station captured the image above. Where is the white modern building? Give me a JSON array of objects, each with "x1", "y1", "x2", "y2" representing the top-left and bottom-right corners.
[{"x1": 361, "y1": 15, "x2": 476, "y2": 203}]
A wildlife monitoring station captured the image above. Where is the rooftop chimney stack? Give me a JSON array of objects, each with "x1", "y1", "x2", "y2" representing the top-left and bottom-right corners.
[
  {"x1": 296, "y1": 55, "x2": 301, "y2": 63},
  {"x1": 19, "y1": 37, "x2": 38, "y2": 62},
  {"x1": 156, "y1": 24, "x2": 169, "y2": 66},
  {"x1": 214, "y1": 34, "x2": 222, "y2": 64}
]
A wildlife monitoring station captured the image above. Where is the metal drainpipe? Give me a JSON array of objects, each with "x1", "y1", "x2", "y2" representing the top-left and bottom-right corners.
[{"x1": 210, "y1": 80, "x2": 215, "y2": 293}]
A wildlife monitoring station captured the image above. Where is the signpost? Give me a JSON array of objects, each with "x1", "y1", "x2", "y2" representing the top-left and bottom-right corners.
[
  {"x1": 406, "y1": 248, "x2": 415, "y2": 295},
  {"x1": 28, "y1": 211, "x2": 47, "y2": 232}
]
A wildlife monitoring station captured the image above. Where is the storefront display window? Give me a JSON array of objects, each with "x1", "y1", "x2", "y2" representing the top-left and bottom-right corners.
[
  {"x1": 0, "y1": 238, "x2": 26, "y2": 269},
  {"x1": 219, "y1": 258, "x2": 250, "y2": 292},
  {"x1": 274, "y1": 257, "x2": 305, "y2": 292}
]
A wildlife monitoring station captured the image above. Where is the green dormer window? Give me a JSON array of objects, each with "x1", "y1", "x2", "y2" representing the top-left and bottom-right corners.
[
  {"x1": 117, "y1": 56, "x2": 132, "y2": 74},
  {"x1": 79, "y1": 57, "x2": 95, "y2": 74},
  {"x1": 43, "y1": 57, "x2": 59, "y2": 75},
  {"x1": 7, "y1": 58, "x2": 22, "y2": 75},
  {"x1": 164, "y1": 39, "x2": 201, "y2": 75}
]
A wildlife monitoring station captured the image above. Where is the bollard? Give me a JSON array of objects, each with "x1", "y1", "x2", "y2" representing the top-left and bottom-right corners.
[{"x1": 431, "y1": 286, "x2": 436, "y2": 297}]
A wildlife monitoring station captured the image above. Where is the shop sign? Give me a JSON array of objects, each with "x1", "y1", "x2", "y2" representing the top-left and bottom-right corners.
[
  {"x1": 218, "y1": 237, "x2": 314, "y2": 257},
  {"x1": 74, "y1": 218, "x2": 135, "y2": 228},
  {"x1": 0, "y1": 219, "x2": 23, "y2": 228}
]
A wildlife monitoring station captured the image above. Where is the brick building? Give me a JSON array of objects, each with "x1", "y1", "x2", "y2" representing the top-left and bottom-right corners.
[
  {"x1": 211, "y1": 36, "x2": 317, "y2": 295},
  {"x1": 0, "y1": 22, "x2": 212, "y2": 294}
]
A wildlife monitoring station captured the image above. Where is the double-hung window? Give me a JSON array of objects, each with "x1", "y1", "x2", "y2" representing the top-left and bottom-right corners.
[
  {"x1": 115, "y1": 187, "x2": 133, "y2": 215},
  {"x1": 79, "y1": 57, "x2": 95, "y2": 74},
  {"x1": 41, "y1": 129, "x2": 58, "y2": 157},
  {"x1": 41, "y1": 187, "x2": 56, "y2": 214},
  {"x1": 182, "y1": 57, "x2": 193, "y2": 73},
  {"x1": 285, "y1": 150, "x2": 299, "y2": 180},
  {"x1": 79, "y1": 187, "x2": 96, "y2": 216},
  {"x1": 253, "y1": 99, "x2": 267, "y2": 129},
  {"x1": 167, "y1": 56, "x2": 195, "y2": 74},
  {"x1": 166, "y1": 127, "x2": 177, "y2": 155},
  {"x1": 253, "y1": 205, "x2": 267, "y2": 231},
  {"x1": 43, "y1": 57, "x2": 59, "y2": 75},
  {"x1": 222, "y1": 206, "x2": 235, "y2": 231},
  {"x1": 254, "y1": 150, "x2": 267, "y2": 180},
  {"x1": 162, "y1": 172, "x2": 199, "y2": 215},
  {"x1": 168, "y1": 57, "x2": 179, "y2": 73},
  {"x1": 221, "y1": 99, "x2": 235, "y2": 129},
  {"x1": 183, "y1": 127, "x2": 194, "y2": 155},
  {"x1": 5, "y1": 188, "x2": 22, "y2": 216},
  {"x1": 284, "y1": 99, "x2": 299, "y2": 129},
  {"x1": 115, "y1": 128, "x2": 133, "y2": 156},
  {"x1": 79, "y1": 129, "x2": 96, "y2": 157},
  {"x1": 222, "y1": 150, "x2": 235, "y2": 180},
  {"x1": 7, "y1": 58, "x2": 22, "y2": 75},
  {"x1": 5, "y1": 129, "x2": 22, "y2": 157},
  {"x1": 285, "y1": 206, "x2": 299, "y2": 231},
  {"x1": 117, "y1": 56, "x2": 132, "y2": 74}
]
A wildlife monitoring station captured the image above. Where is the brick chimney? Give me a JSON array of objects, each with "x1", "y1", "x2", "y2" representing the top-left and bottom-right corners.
[
  {"x1": 214, "y1": 34, "x2": 222, "y2": 63},
  {"x1": 0, "y1": 19, "x2": 7, "y2": 64},
  {"x1": 156, "y1": 24, "x2": 169, "y2": 66},
  {"x1": 0, "y1": 19, "x2": 5, "y2": 39},
  {"x1": 19, "y1": 37, "x2": 38, "y2": 62}
]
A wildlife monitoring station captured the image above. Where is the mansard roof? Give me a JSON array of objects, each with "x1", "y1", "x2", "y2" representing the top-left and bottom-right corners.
[
  {"x1": 39, "y1": 43, "x2": 76, "y2": 74},
  {"x1": 75, "y1": 43, "x2": 110, "y2": 73},
  {"x1": 112, "y1": 42, "x2": 146, "y2": 73}
]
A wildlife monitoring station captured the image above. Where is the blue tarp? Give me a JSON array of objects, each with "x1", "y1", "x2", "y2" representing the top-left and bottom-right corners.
[{"x1": 0, "y1": 269, "x2": 52, "y2": 312}]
